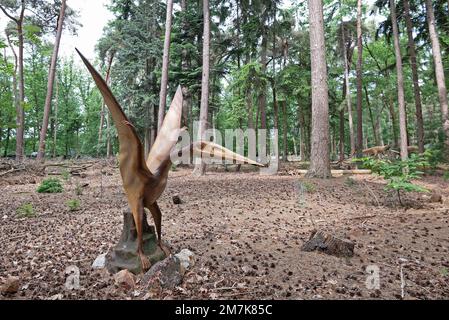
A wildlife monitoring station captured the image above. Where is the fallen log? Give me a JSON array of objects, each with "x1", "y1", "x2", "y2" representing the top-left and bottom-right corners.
[
  {"x1": 301, "y1": 230, "x2": 355, "y2": 258},
  {"x1": 296, "y1": 169, "x2": 371, "y2": 175},
  {"x1": 0, "y1": 167, "x2": 25, "y2": 177}
]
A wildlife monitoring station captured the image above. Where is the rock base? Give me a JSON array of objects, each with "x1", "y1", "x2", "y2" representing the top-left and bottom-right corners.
[{"x1": 106, "y1": 210, "x2": 168, "y2": 275}]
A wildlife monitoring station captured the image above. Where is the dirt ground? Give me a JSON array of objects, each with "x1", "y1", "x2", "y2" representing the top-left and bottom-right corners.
[{"x1": 1, "y1": 160, "x2": 448, "y2": 300}]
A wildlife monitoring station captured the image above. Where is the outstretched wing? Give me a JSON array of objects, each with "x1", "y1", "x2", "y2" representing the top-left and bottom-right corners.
[
  {"x1": 76, "y1": 48, "x2": 150, "y2": 178},
  {"x1": 192, "y1": 141, "x2": 264, "y2": 167},
  {"x1": 146, "y1": 86, "x2": 183, "y2": 174}
]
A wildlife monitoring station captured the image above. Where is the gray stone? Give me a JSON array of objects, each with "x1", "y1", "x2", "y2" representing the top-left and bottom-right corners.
[
  {"x1": 92, "y1": 253, "x2": 107, "y2": 269},
  {"x1": 142, "y1": 255, "x2": 183, "y2": 290},
  {"x1": 174, "y1": 249, "x2": 195, "y2": 274}
]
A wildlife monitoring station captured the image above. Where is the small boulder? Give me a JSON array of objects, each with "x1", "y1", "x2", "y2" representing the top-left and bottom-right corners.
[
  {"x1": 114, "y1": 269, "x2": 136, "y2": 291},
  {"x1": 92, "y1": 253, "x2": 107, "y2": 269},
  {"x1": 175, "y1": 249, "x2": 195, "y2": 274},
  {"x1": 1, "y1": 276, "x2": 20, "y2": 295},
  {"x1": 142, "y1": 255, "x2": 183, "y2": 290}
]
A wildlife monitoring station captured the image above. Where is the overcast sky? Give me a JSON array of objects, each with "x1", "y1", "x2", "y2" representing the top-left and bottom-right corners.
[
  {"x1": 0, "y1": 0, "x2": 113, "y2": 61},
  {"x1": 60, "y1": 0, "x2": 113, "y2": 60}
]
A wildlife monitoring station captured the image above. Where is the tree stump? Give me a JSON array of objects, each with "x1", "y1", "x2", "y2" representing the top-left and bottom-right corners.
[
  {"x1": 105, "y1": 210, "x2": 168, "y2": 275},
  {"x1": 301, "y1": 230, "x2": 355, "y2": 258}
]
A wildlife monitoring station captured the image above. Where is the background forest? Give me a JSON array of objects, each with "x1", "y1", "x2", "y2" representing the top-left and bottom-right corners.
[{"x1": 1, "y1": 0, "x2": 448, "y2": 168}]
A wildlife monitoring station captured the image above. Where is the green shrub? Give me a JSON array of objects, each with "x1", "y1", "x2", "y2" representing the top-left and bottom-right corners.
[
  {"x1": 61, "y1": 170, "x2": 71, "y2": 181},
  {"x1": 354, "y1": 153, "x2": 429, "y2": 206},
  {"x1": 301, "y1": 180, "x2": 316, "y2": 193},
  {"x1": 37, "y1": 178, "x2": 64, "y2": 193},
  {"x1": 345, "y1": 177, "x2": 356, "y2": 187},
  {"x1": 75, "y1": 183, "x2": 83, "y2": 196},
  {"x1": 17, "y1": 203, "x2": 35, "y2": 218},
  {"x1": 67, "y1": 199, "x2": 80, "y2": 211},
  {"x1": 443, "y1": 171, "x2": 449, "y2": 181}
]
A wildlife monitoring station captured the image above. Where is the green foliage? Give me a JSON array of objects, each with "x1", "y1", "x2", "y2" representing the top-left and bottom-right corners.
[
  {"x1": 443, "y1": 171, "x2": 449, "y2": 181},
  {"x1": 75, "y1": 183, "x2": 83, "y2": 196},
  {"x1": 344, "y1": 177, "x2": 356, "y2": 187},
  {"x1": 354, "y1": 154, "x2": 430, "y2": 205},
  {"x1": 61, "y1": 170, "x2": 71, "y2": 181},
  {"x1": 301, "y1": 180, "x2": 316, "y2": 193},
  {"x1": 66, "y1": 199, "x2": 80, "y2": 212},
  {"x1": 37, "y1": 178, "x2": 64, "y2": 193},
  {"x1": 17, "y1": 203, "x2": 35, "y2": 218}
]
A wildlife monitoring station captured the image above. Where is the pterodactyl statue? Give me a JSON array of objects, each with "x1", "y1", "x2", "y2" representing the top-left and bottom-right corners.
[{"x1": 76, "y1": 49, "x2": 263, "y2": 271}]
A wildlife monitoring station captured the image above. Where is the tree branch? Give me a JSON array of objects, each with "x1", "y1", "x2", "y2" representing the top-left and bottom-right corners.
[{"x1": 0, "y1": 5, "x2": 18, "y2": 23}]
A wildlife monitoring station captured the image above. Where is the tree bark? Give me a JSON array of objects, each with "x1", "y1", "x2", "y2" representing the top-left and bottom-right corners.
[
  {"x1": 258, "y1": 28, "x2": 268, "y2": 130},
  {"x1": 355, "y1": 0, "x2": 363, "y2": 158},
  {"x1": 425, "y1": 0, "x2": 449, "y2": 157},
  {"x1": 342, "y1": 26, "x2": 355, "y2": 156},
  {"x1": 298, "y1": 102, "x2": 307, "y2": 161},
  {"x1": 193, "y1": 0, "x2": 210, "y2": 176},
  {"x1": 364, "y1": 86, "x2": 380, "y2": 146},
  {"x1": 52, "y1": 72, "x2": 59, "y2": 158},
  {"x1": 37, "y1": 0, "x2": 67, "y2": 162},
  {"x1": 403, "y1": 0, "x2": 424, "y2": 153},
  {"x1": 390, "y1": 0, "x2": 408, "y2": 161},
  {"x1": 306, "y1": 0, "x2": 331, "y2": 178},
  {"x1": 1, "y1": 1, "x2": 27, "y2": 161},
  {"x1": 282, "y1": 101, "x2": 288, "y2": 160},
  {"x1": 181, "y1": 0, "x2": 191, "y2": 132},
  {"x1": 157, "y1": 0, "x2": 174, "y2": 133}
]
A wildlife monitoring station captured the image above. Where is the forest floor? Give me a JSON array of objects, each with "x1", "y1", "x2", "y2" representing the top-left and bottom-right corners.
[{"x1": 0, "y1": 160, "x2": 448, "y2": 300}]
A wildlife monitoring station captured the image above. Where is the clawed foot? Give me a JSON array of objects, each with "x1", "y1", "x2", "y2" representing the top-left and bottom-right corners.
[
  {"x1": 159, "y1": 243, "x2": 171, "y2": 257},
  {"x1": 139, "y1": 252, "x2": 151, "y2": 271}
]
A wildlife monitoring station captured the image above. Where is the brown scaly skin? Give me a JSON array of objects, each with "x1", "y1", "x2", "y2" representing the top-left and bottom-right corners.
[{"x1": 76, "y1": 49, "x2": 263, "y2": 271}]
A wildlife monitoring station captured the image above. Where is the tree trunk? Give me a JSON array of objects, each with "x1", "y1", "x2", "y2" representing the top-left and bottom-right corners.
[
  {"x1": 306, "y1": 0, "x2": 331, "y2": 178},
  {"x1": 37, "y1": 0, "x2": 66, "y2": 162},
  {"x1": 404, "y1": 0, "x2": 424, "y2": 153},
  {"x1": 16, "y1": 3, "x2": 26, "y2": 161},
  {"x1": 157, "y1": 0, "x2": 174, "y2": 133},
  {"x1": 364, "y1": 86, "x2": 379, "y2": 146},
  {"x1": 258, "y1": 27, "x2": 267, "y2": 130},
  {"x1": 181, "y1": 0, "x2": 191, "y2": 132},
  {"x1": 342, "y1": 31, "x2": 355, "y2": 156},
  {"x1": 355, "y1": 0, "x2": 363, "y2": 157},
  {"x1": 298, "y1": 103, "x2": 307, "y2": 161},
  {"x1": 390, "y1": 0, "x2": 408, "y2": 161},
  {"x1": 282, "y1": 101, "x2": 288, "y2": 160},
  {"x1": 385, "y1": 95, "x2": 399, "y2": 148},
  {"x1": 106, "y1": 112, "x2": 112, "y2": 157},
  {"x1": 339, "y1": 108, "x2": 345, "y2": 161},
  {"x1": 193, "y1": 0, "x2": 210, "y2": 176},
  {"x1": 425, "y1": 0, "x2": 449, "y2": 157},
  {"x1": 53, "y1": 73, "x2": 59, "y2": 158}
]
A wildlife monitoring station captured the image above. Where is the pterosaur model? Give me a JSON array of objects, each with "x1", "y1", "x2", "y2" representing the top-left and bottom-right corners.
[{"x1": 76, "y1": 49, "x2": 263, "y2": 271}]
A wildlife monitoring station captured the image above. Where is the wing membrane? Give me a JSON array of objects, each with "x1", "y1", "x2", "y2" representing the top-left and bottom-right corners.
[{"x1": 146, "y1": 86, "x2": 183, "y2": 174}]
